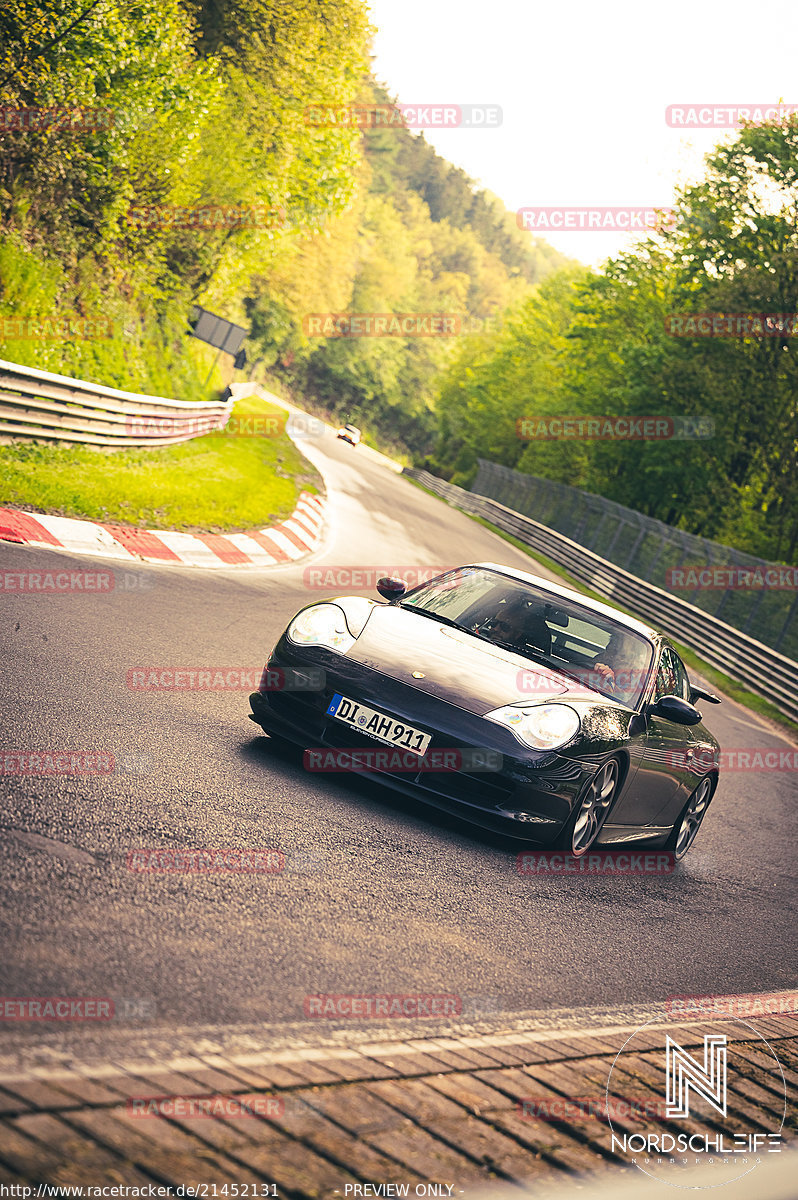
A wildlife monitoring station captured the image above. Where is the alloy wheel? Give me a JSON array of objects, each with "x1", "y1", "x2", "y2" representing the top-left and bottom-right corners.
[
  {"x1": 674, "y1": 776, "x2": 713, "y2": 859},
  {"x1": 571, "y1": 759, "x2": 620, "y2": 855}
]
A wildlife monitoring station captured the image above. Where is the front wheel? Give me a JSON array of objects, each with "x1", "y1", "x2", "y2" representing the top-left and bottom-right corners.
[
  {"x1": 555, "y1": 758, "x2": 621, "y2": 856},
  {"x1": 666, "y1": 775, "x2": 715, "y2": 859}
]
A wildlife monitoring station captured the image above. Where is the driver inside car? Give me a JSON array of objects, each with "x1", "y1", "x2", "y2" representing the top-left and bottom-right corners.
[
  {"x1": 475, "y1": 597, "x2": 552, "y2": 658},
  {"x1": 592, "y1": 632, "x2": 649, "y2": 702}
]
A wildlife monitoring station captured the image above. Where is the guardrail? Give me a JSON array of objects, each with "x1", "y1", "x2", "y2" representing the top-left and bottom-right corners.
[
  {"x1": 404, "y1": 468, "x2": 798, "y2": 724},
  {"x1": 0, "y1": 358, "x2": 233, "y2": 447}
]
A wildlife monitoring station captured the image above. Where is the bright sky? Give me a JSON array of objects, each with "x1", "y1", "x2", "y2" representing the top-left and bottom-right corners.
[{"x1": 365, "y1": 0, "x2": 798, "y2": 268}]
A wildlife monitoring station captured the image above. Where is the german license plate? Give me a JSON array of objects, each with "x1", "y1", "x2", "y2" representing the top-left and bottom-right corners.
[{"x1": 326, "y1": 693, "x2": 431, "y2": 756}]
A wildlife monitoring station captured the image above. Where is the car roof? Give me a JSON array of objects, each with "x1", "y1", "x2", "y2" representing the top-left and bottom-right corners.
[{"x1": 470, "y1": 562, "x2": 661, "y2": 642}]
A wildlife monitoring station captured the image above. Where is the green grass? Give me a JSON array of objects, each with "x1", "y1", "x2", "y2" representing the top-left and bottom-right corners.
[
  {"x1": 0, "y1": 233, "x2": 224, "y2": 403},
  {"x1": 404, "y1": 477, "x2": 798, "y2": 739},
  {"x1": 0, "y1": 393, "x2": 321, "y2": 533}
]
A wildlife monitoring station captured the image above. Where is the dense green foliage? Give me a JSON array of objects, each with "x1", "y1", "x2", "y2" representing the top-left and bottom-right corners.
[
  {"x1": 2, "y1": 4, "x2": 793, "y2": 558},
  {"x1": 0, "y1": 0, "x2": 371, "y2": 394},
  {"x1": 0, "y1": 3, "x2": 568, "y2": 457},
  {"x1": 429, "y1": 122, "x2": 798, "y2": 560},
  {"x1": 246, "y1": 80, "x2": 573, "y2": 453}
]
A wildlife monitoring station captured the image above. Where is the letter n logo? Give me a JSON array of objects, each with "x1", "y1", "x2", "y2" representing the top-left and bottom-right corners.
[{"x1": 666, "y1": 1034, "x2": 727, "y2": 1117}]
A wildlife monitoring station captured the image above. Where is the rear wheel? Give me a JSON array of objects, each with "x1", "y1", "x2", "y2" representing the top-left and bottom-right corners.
[
  {"x1": 555, "y1": 758, "x2": 620, "y2": 855},
  {"x1": 666, "y1": 775, "x2": 715, "y2": 859}
]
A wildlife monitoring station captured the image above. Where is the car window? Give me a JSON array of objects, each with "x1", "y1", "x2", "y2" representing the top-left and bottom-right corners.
[
  {"x1": 654, "y1": 647, "x2": 690, "y2": 701},
  {"x1": 551, "y1": 613, "x2": 607, "y2": 657},
  {"x1": 654, "y1": 651, "x2": 674, "y2": 700},
  {"x1": 408, "y1": 569, "x2": 493, "y2": 619},
  {"x1": 402, "y1": 567, "x2": 653, "y2": 706},
  {"x1": 669, "y1": 649, "x2": 691, "y2": 700}
]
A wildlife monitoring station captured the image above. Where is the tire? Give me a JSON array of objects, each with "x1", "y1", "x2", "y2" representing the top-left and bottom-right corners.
[
  {"x1": 555, "y1": 758, "x2": 621, "y2": 856},
  {"x1": 666, "y1": 774, "x2": 715, "y2": 860}
]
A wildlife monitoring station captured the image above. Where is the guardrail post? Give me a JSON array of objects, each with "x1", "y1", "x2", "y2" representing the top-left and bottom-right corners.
[
  {"x1": 623, "y1": 526, "x2": 647, "y2": 572},
  {"x1": 775, "y1": 591, "x2": 798, "y2": 654}
]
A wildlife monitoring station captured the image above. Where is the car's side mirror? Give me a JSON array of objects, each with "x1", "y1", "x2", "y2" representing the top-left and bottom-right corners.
[
  {"x1": 377, "y1": 576, "x2": 407, "y2": 601},
  {"x1": 649, "y1": 694, "x2": 703, "y2": 726},
  {"x1": 690, "y1": 684, "x2": 721, "y2": 705}
]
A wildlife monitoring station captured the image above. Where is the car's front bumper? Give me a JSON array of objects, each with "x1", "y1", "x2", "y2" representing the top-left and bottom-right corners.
[{"x1": 248, "y1": 646, "x2": 602, "y2": 842}]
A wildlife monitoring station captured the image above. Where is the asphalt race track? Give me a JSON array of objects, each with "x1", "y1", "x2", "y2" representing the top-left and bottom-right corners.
[{"x1": 1, "y1": 426, "x2": 796, "y2": 1061}]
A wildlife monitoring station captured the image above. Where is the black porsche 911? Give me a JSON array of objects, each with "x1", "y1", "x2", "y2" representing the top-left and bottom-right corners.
[{"x1": 249, "y1": 563, "x2": 721, "y2": 859}]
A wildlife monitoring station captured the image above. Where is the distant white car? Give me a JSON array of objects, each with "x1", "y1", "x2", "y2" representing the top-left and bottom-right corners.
[{"x1": 337, "y1": 423, "x2": 361, "y2": 446}]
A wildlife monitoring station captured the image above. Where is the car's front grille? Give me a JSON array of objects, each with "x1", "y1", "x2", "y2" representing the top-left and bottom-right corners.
[
  {"x1": 319, "y1": 719, "x2": 515, "y2": 806},
  {"x1": 264, "y1": 663, "x2": 519, "y2": 811},
  {"x1": 266, "y1": 691, "x2": 326, "y2": 736},
  {"x1": 419, "y1": 769, "x2": 514, "y2": 807}
]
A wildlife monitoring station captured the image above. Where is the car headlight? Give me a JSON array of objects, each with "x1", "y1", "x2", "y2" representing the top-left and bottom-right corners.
[
  {"x1": 287, "y1": 604, "x2": 355, "y2": 653},
  {"x1": 485, "y1": 703, "x2": 580, "y2": 750}
]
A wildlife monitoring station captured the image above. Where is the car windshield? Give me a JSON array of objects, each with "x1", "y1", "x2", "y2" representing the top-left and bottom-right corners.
[{"x1": 400, "y1": 567, "x2": 654, "y2": 707}]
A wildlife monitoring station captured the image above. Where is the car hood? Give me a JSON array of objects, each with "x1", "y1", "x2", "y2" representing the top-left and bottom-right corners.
[{"x1": 343, "y1": 601, "x2": 580, "y2": 716}]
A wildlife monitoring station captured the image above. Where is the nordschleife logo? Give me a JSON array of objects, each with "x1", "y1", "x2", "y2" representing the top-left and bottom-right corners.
[
  {"x1": 605, "y1": 1016, "x2": 786, "y2": 1188},
  {"x1": 666, "y1": 1034, "x2": 727, "y2": 1118}
]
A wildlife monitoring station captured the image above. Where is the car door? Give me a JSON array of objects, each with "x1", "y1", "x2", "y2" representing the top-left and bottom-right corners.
[{"x1": 618, "y1": 645, "x2": 696, "y2": 828}]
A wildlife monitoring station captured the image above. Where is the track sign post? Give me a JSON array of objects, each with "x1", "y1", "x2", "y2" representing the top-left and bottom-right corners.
[{"x1": 188, "y1": 306, "x2": 249, "y2": 389}]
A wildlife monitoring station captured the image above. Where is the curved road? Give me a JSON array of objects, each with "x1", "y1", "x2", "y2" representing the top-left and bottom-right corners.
[{"x1": 1, "y1": 428, "x2": 796, "y2": 1062}]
